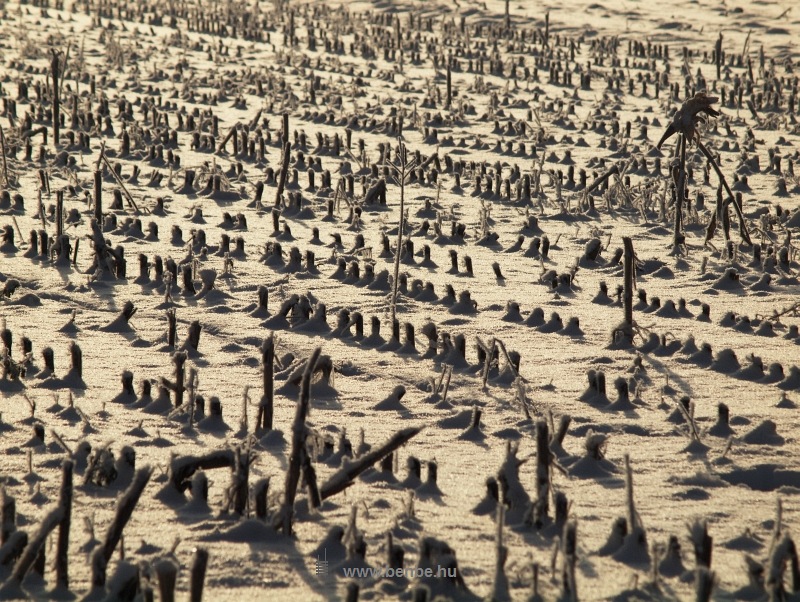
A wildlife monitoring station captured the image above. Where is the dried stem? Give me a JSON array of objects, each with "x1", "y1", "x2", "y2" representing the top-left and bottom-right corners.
[
  {"x1": 190, "y1": 548, "x2": 209, "y2": 602},
  {"x1": 55, "y1": 459, "x2": 73, "y2": 591},
  {"x1": 1, "y1": 505, "x2": 64, "y2": 595},
  {"x1": 696, "y1": 139, "x2": 751, "y2": 245},
  {"x1": 277, "y1": 347, "x2": 321, "y2": 535},
  {"x1": 320, "y1": 426, "x2": 422, "y2": 500},
  {"x1": 0, "y1": 124, "x2": 9, "y2": 188},
  {"x1": 390, "y1": 141, "x2": 410, "y2": 325},
  {"x1": 274, "y1": 141, "x2": 290, "y2": 208},
  {"x1": 258, "y1": 336, "x2": 275, "y2": 431}
]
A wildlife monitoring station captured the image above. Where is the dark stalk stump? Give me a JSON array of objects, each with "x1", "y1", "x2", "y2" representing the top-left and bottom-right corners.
[
  {"x1": 407, "y1": 457, "x2": 422, "y2": 483},
  {"x1": 695, "y1": 567, "x2": 715, "y2": 602},
  {"x1": 94, "y1": 170, "x2": 102, "y2": 223},
  {"x1": 612, "y1": 237, "x2": 636, "y2": 347},
  {"x1": 182, "y1": 265, "x2": 196, "y2": 295},
  {"x1": 163, "y1": 352, "x2": 187, "y2": 407},
  {"x1": 785, "y1": 536, "x2": 800, "y2": 591},
  {"x1": 690, "y1": 519, "x2": 713, "y2": 568},
  {"x1": 272, "y1": 209, "x2": 280, "y2": 233},
  {"x1": 9, "y1": 336, "x2": 28, "y2": 366},
  {"x1": 349, "y1": 313, "x2": 364, "y2": 338},
  {"x1": 55, "y1": 190, "x2": 63, "y2": 242},
  {"x1": 137, "y1": 254, "x2": 149, "y2": 282},
  {"x1": 42, "y1": 347, "x2": 55, "y2": 373},
  {"x1": 376, "y1": 438, "x2": 395, "y2": 470},
  {"x1": 257, "y1": 336, "x2": 275, "y2": 432},
  {"x1": 554, "y1": 491, "x2": 569, "y2": 531},
  {"x1": 370, "y1": 316, "x2": 381, "y2": 339},
  {"x1": 403, "y1": 323, "x2": 416, "y2": 351},
  {"x1": 166, "y1": 309, "x2": 177, "y2": 348},
  {"x1": 39, "y1": 230, "x2": 50, "y2": 257},
  {"x1": 254, "y1": 478, "x2": 270, "y2": 521},
  {"x1": 257, "y1": 286, "x2": 268, "y2": 313},
  {"x1": 561, "y1": 521, "x2": 578, "y2": 599},
  {"x1": 553, "y1": 414, "x2": 571, "y2": 449},
  {"x1": 421, "y1": 322, "x2": 437, "y2": 355},
  {"x1": 229, "y1": 445, "x2": 250, "y2": 516},
  {"x1": 185, "y1": 320, "x2": 202, "y2": 352},
  {"x1": 155, "y1": 558, "x2": 178, "y2": 602},
  {"x1": 190, "y1": 548, "x2": 209, "y2": 602},
  {"x1": 0, "y1": 327, "x2": 10, "y2": 356},
  {"x1": 190, "y1": 472, "x2": 208, "y2": 505},
  {"x1": 449, "y1": 249, "x2": 458, "y2": 273},
  {"x1": 302, "y1": 442, "x2": 321, "y2": 510},
  {"x1": 55, "y1": 459, "x2": 73, "y2": 591},
  {"x1": 446, "y1": 64, "x2": 452, "y2": 108},
  {"x1": 274, "y1": 141, "x2": 290, "y2": 207},
  {"x1": 532, "y1": 420, "x2": 551, "y2": 527},
  {"x1": 1, "y1": 490, "x2": 15, "y2": 545},
  {"x1": 282, "y1": 113, "x2": 290, "y2": 147},
  {"x1": 69, "y1": 342, "x2": 82, "y2": 378}
]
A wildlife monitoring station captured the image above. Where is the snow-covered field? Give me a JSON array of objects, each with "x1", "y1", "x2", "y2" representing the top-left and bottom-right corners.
[{"x1": 1, "y1": 0, "x2": 800, "y2": 599}]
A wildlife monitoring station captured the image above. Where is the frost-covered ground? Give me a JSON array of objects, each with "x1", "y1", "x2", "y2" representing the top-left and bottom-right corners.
[{"x1": 1, "y1": 0, "x2": 800, "y2": 599}]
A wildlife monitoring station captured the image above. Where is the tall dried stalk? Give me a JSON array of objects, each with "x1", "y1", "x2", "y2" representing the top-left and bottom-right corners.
[
  {"x1": 623, "y1": 237, "x2": 634, "y2": 327},
  {"x1": 656, "y1": 93, "x2": 750, "y2": 246},
  {"x1": 389, "y1": 140, "x2": 416, "y2": 325},
  {"x1": 697, "y1": 139, "x2": 751, "y2": 245},
  {"x1": 672, "y1": 133, "x2": 687, "y2": 252},
  {"x1": 0, "y1": 124, "x2": 9, "y2": 187},
  {"x1": 55, "y1": 459, "x2": 73, "y2": 591},
  {"x1": 274, "y1": 141, "x2": 290, "y2": 208},
  {"x1": 276, "y1": 347, "x2": 321, "y2": 535},
  {"x1": 257, "y1": 336, "x2": 275, "y2": 431},
  {"x1": 51, "y1": 49, "x2": 61, "y2": 149}
]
